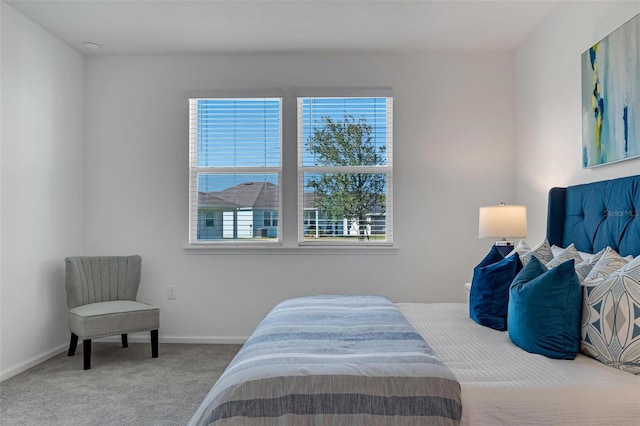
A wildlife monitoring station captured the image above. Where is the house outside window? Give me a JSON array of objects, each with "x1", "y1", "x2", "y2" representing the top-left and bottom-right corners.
[
  {"x1": 189, "y1": 98, "x2": 282, "y2": 244},
  {"x1": 297, "y1": 96, "x2": 393, "y2": 245}
]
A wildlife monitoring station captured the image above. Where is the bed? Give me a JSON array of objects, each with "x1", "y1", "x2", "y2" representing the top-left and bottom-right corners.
[
  {"x1": 400, "y1": 303, "x2": 639, "y2": 425},
  {"x1": 190, "y1": 175, "x2": 640, "y2": 426}
]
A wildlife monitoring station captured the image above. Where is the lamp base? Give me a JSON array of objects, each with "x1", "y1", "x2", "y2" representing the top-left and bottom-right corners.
[{"x1": 494, "y1": 241, "x2": 514, "y2": 257}]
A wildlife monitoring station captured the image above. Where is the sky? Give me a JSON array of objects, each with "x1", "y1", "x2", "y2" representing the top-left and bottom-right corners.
[{"x1": 194, "y1": 97, "x2": 389, "y2": 192}]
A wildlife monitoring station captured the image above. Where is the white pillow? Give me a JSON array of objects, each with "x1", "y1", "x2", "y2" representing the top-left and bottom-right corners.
[
  {"x1": 577, "y1": 250, "x2": 597, "y2": 262},
  {"x1": 551, "y1": 245, "x2": 564, "y2": 258},
  {"x1": 546, "y1": 243, "x2": 583, "y2": 269}
]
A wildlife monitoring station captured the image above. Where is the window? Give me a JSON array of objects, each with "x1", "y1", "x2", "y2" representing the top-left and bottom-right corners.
[
  {"x1": 298, "y1": 97, "x2": 393, "y2": 245},
  {"x1": 204, "y1": 211, "x2": 215, "y2": 228},
  {"x1": 263, "y1": 211, "x2": 278, "y2": 227},
  {"x1": 189, "y1": 98, "x2": 282, "y2": 244}
]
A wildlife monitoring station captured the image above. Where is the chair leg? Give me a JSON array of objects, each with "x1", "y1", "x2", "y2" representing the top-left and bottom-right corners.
[
  {"x1": 151, "y1": 329, "x2": 158, "y2": 358},
  {"x1": 121, "y1": 333, "x2": 128, "y2": 348},
  {"x1": 83, "y1": 339, "x2": 92, "y2": 370},
  {"x1": 68, "y1": 333, "x2": 78, "y2": 356}
]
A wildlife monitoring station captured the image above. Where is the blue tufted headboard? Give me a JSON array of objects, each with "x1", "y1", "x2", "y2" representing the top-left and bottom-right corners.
[{"x1": 547, "y1": 175, "x2": 640, "y2": 257}]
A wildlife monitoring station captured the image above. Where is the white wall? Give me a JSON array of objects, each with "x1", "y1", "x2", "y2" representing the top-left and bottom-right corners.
[
  {"x1": 0, "y1": 3, "x2": 85, "y2": 380},
  {"x1": 515, "y1": 1, "x2": 640, "y2": 244},
  {"x1": 84, "y1": 53, "x2": 516, "y2": 341}
]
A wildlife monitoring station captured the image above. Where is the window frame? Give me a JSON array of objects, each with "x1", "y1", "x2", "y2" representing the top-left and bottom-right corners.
[
  {"x1": 185, "y1": 89, "x2": 395, "y2": 253},
  {"x1": 188, "y1": 96, "x2": 283, "y2": 247},
  {"x1": 296, "y1": 95, "x2": 394, "y2": 247}
]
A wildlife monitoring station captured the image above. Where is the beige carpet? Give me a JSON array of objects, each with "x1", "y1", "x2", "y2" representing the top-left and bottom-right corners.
[{"x1": 0, "y1": 342, "x2": 241, "y2": 426}]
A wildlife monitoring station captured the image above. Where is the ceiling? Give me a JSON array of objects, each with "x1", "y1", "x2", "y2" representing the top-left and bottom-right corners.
[{"x1": 6, "y1": 0, "x2": 561, "y2": 55}]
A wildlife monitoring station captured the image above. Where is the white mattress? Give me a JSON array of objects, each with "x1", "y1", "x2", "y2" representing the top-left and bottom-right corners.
[{"x1": 397, "y1": 303, "x2": 640, "y2": 426}]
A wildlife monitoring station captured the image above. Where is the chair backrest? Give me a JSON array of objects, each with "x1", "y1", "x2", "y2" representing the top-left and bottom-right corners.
[{"x1": 65, "y1": 256, "x2": 142, "y2": 309}]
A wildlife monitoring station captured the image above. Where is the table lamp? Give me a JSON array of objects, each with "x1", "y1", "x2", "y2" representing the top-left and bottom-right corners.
[{"x1": 478, "y1": 203, "x2": 527, "y2": 256}]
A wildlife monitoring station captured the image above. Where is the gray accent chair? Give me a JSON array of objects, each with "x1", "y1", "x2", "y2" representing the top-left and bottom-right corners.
[{"x1": 65, "y1": 255, "x2": 159, "y2": 370}]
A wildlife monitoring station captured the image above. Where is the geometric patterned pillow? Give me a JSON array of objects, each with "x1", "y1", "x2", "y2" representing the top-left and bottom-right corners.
[
  {"x1": 508, "y1": 240, "x2": 530, "y2": 258},
  {"x1": 574, "y1": 248, "x2": 607, "y2": 283},
  {"x1": 520, "y1": 239, "x2": 554, "y2": 266},
  {"x1": 584, "y1": 247, "x2": 631, "y2": 282},
  {"x1": 581, "y1": 255, "x2": 640, "y2": 374},
  {"x1": 546, "y1": 243, "x2": 583, "y2": 269}
]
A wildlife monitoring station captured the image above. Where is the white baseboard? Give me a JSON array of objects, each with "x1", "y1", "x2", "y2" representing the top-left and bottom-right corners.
[
  {"x1": 160, "y1": 335, "x2": 249, "y2": 344},
  {"x1": 0, "y1": 343, "x2": 67, "y2": 382},
  {"x1": 97, "y1": 334, "x2": 249, "y2": 344},
  {"x1": 0, "y1": 336, "x2": 248, "y2": 382}
]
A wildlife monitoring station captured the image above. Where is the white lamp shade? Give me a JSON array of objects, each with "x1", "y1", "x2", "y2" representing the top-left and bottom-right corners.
[{"x1": 478, "y1": 205, "x2": 527, "y2": 239}]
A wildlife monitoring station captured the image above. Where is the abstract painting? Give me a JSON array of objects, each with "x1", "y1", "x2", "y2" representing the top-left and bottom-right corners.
[{"x1": 582, "y1": 14, "x2": 640, "y2": 168}]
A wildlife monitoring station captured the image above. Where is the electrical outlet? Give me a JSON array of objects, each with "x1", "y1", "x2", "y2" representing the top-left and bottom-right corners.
[{"x1": 167, "y1": 285, "x2": 177, "y2": 300}]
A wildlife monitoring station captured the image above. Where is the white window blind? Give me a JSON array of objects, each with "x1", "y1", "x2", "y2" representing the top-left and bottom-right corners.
[
  {"x1": 297, "y1": 97, "x2": 393, "y2": 245},
  {"x1": 189, "y1": 98, "x2": 282, "y2": 244}
]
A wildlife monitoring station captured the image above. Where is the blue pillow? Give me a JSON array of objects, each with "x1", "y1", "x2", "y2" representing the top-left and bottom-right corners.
[
  {"x1": 507, "y1": 257, "x2": 582, "y2": 359},
  {"x1": 469, "y1": 246, "x2": 523, "y2": 331}
]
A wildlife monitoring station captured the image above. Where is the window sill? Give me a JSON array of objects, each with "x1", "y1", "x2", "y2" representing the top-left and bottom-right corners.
[{"x1": 183, "y1": 244, "x2": 398, "y2": 255}]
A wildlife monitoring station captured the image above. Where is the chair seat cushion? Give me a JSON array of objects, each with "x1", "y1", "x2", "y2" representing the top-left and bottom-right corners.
[{"x1": 69, "y1": 300, "x2": 159, "y2": 339}]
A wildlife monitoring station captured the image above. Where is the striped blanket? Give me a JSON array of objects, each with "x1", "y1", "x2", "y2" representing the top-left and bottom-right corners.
[{"x1": 189, "y1": 295, "x2": 462, "y2": 425}]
